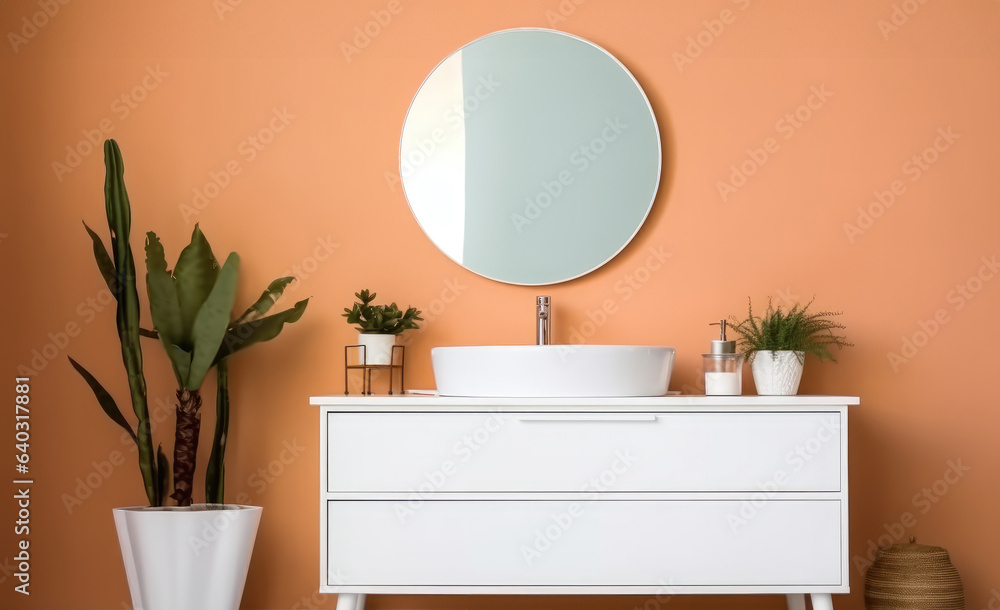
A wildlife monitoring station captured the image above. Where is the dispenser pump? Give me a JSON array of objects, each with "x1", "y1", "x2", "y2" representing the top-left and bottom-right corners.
[
  {"x1": 709, "y1": 320, "x2": 737, "y2": 355},
  {"x1": 703, "y1": 320, "x2": 744, "y2": 395}
]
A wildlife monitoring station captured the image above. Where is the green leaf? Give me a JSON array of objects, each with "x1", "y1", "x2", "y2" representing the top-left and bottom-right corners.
[
  {"x1": 187, "y1": 252, "x2": 240, "y2": 389},
  {"x1": 133, "y1": 418, "x2": 157, "y2": 506},
  {"x1": 729, "y1": 296, "x2": 852, "y2": 363},
  {"x1": 145, "y1": 232, "x2": 185, "y2": 386},
  {"x1": 169, "y1": 344, "x2": 192, "y2": 386},
  {"x1": 175, "y1": 225, "x2": 220, "y2": 338},
  {"x1": 67, "y1": 357, "x2": 137, "y2": 445},
  {"x1": 155, "y1": 444, "x2": 169, "y2": 507},
  {"x1": 104, "y1": 140, "x2": 130, "y2": 246},
  {"x1": 344, "y1": 290, "x2": 421, "y2": 333},
  {"x1": 215, "y1": 298, "x2": 309, "y2": 362},
  {"x1": 234, "y1": 277, "x2": 295, "y2": 325},
  {"x1": 343, "y1": 306, "x2": 360, "y2": 325},
  {"x1": 104, "y1": 139, "x2": 157, "y2": 508},
  {"x1": 205, "y1": 358, "x2": 230, "y2": 504},
  {"x1": 83, "y1": 222, "x2": 117, "y2": 295}
]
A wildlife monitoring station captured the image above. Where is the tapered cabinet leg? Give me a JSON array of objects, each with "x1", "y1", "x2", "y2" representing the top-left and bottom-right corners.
[
  {"x1": 810, "y1": 593, "x2": 834, "y2": 610},
  {"x1": 336, "y1": 593, "x2": 366, "y2": 610},
  {"x1": 786, "y1": 593, "x2": 807, "y2": 610}
]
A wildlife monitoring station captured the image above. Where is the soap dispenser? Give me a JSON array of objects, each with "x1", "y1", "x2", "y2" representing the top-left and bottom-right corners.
[{"x1": 702, "y1": 320, "x2": 744, "y2": 395}]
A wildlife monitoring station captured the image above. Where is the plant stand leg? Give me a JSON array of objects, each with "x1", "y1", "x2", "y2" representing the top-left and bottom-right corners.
[
  {"x1": 336, "y1": 593, "x2": 365, "y2": 610},
  {"x1": 810, "y1": 593, "x2": 834, "y2": 610},
  {"x1": 785, "y1": 594, "x2": 807, "y2": 610}
]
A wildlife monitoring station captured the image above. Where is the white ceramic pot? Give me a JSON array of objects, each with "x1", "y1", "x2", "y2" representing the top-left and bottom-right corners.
[
  {"x1": 358, "y1": 333, "x2": 396, "y2": 365},
  {"x1": 750, "y1": 350, "x2": 805, "y2": 395},
  {"x1": 114, "y1": 504, "x2": 262, "y2": 610}
]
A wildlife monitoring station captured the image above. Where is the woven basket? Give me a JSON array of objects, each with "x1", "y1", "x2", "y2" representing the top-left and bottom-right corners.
[{"x1": 865, "y1": 537, "x2": 964, "y2": 610}]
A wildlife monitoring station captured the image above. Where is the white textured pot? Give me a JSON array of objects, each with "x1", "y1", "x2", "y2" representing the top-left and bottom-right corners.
[
  {"x1": 114, "y1": 504, "x2": 262, "y2": 610},
  {"x1": 358, "y1": 333, "x2": 396, "y2": 365},
  {"x1": 751, "y1": 350, "x2": 805, "y2": 395}
]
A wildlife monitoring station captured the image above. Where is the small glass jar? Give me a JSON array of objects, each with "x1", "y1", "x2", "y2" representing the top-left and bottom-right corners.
[{"x1": 703, "y1": 353, "x2": 745, "y2": 396}]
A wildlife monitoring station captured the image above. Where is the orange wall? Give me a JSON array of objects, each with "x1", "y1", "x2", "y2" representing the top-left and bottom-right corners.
[{"x1": 1, "y1": 1, "x2": 998, "y2": 609}]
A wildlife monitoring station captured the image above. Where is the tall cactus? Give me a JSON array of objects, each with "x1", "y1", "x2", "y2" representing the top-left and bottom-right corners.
[{"x1": 68, "y1": 139, "x2": 163, "y2": 507}]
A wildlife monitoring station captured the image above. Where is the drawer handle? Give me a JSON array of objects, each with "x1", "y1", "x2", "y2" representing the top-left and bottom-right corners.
[{"x1": 516, "y1": 414, "x2": 657, "y2": 422}]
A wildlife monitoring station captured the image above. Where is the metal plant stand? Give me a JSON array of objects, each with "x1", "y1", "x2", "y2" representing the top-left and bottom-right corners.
[{"x1": 344, "y1": 344, "x2": 405, "y2": 395}]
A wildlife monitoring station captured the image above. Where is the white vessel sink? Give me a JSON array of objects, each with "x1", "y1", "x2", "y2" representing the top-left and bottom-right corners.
[{"x1": 431, "y1": 345, "x2": 675, "y2": 397}]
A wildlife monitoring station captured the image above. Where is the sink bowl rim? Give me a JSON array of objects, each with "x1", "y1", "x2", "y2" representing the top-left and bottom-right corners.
[
  {"x1": 431, "y1": 344, "x2": 676, "y2": 398},
  {"x1": 431, "y1": 345, "x2": 676, "y2": 352}
]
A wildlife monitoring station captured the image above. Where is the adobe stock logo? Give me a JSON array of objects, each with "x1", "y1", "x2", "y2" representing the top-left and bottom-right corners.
[
  {"x1": 386, "y1": 73, "x2": 501, "y2": 192},
  {"x1": 851, "y1": 458, "x2": 971, "y2": 575},
  {"x1": 672, "y1": 0, "x2": 753, "y2": 73},
  {"x1": 51, "y1": 65, "x2": 170, "y2": 182},
  {"x1": 843, "y1": 127, "x2": 960, "y2": 244},
  {"x1": 887, "y1": 255, "x2": 998, "y2": 372},
  {"x1": 213, "y1": 0, "x2": 246, "y2": 21},
  {"x1": 7, "y1": 0, "x2": 71, "y2": 54},
  {"x1": 877, "y1": 0, "x2": 928, "y2": 41},
  {"x1": 978, "y1": 590, "x2": 1000, "y2": 610},
  {"x1": 511, "y1": 117, "x2": 628, "y2": 233},
  {"x1": 716, "y1": 84, "x2": 833, "y2": 202},
  {"x1": 340, "y1": 0, "x2": 410, "y2": 63},
  {"x1": 543, "y1": 0, "x2": 588, "y2": 27},
  {"x1": 180, "y1": 107, "x2": 296, "y2": 222}
]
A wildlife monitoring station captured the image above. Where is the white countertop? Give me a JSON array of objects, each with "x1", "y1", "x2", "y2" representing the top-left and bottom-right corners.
[{"x1": 311, "y1": 394, "x2": 860, "y2": 411}]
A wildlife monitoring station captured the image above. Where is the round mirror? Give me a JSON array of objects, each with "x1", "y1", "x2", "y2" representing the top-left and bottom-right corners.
[{"x1": 400, "y1": 29, "x2": 661, "y2": 285}]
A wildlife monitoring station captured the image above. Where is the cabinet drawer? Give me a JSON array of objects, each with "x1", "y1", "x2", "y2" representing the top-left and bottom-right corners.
[
  {"x1": 326, "y1": 411, "x2": 841, "y2": 493},
  {"x1": 326, "y1": 500, "x2": 842, "y2": 586}
]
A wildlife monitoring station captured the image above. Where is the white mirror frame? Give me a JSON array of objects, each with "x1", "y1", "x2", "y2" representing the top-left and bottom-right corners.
[{"x1": 400, "y1": 28, "x2": 662, "y2": 286}]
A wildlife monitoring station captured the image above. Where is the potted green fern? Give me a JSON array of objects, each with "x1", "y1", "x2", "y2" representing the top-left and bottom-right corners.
[
  {"x1": 343, "y1": 289, "x2": 422, "y2": 365},
  {"x1": 729, "y1": 298, "x2": 851, "y2": 395},
  {"x1": 68, "y1": 139, "x2": 308, "y2": 610}
]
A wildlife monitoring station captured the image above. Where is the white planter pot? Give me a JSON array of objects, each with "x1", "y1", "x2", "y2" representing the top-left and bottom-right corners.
[
  {"x1": 358, "y1": 333, "x2": 396, "y2": 365},
  {"x1": 114, "y1": 504, "x2": 262, "y2": 610},
  {"x1": 751, "y1": 350, "x2": 805, "y2": 395}
]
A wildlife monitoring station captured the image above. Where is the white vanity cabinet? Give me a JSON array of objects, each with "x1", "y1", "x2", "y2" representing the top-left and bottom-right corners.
[{"x1": 310, "y1": 395, "x2": 858, "y2": 610}]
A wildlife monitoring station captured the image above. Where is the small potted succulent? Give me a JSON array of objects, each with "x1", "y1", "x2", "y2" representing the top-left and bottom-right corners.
[
  {"x1": 343, "y1": 289, "x2": 423, "y2": 365},
  {"x1": 729, "y1": 297, "x2": 851, "y2": 395}
]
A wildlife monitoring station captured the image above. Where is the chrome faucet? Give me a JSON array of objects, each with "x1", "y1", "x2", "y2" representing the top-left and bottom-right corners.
[{"x1": 536, "y1": 296, "x2": 551, "y2": 345}]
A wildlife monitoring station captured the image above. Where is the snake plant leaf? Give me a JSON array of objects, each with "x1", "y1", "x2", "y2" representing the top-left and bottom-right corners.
[
  {"x1": 105, "y1": 140, "x2": 131, "y2": 246},
  {"x1": 134, "y1": 418, "x2": 157, "y2": 506},
  {"x1": 187, "y1": 252, "x2": 240, "y2": 390},
  {"x1": 234, "y1": 277, "x2": 295, "y2": 325},
  {"x1": 104, "y1": 139, "x2": 158, "y2": 507},
  {"x1": 169, "y1": 344, "x2": 193, "y2": 388},
  {"x1": 215, "y1": 298, "x2": 309, "y2": 362},
  {"x1": 205, "y1": 358, "x2": 229, "y2": 504},
  {"x1": 155, "y1": 444, "x2": 169, "y2": 507},
  {"x1": 145, "y1": 232, "x2": 183, "y2": 342},
  {"x1": 68, "y1": 357, "x2": 138, "y2": 445},
  {"x1": 145, "y1": 232, "x2": 185, "y2": 386},
  {"x1": 175, "y1": 225, "x2": 220, "y2": 338},
  {"x1": 83, "y1": 222, "x2": 117, "y2": 295}
]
